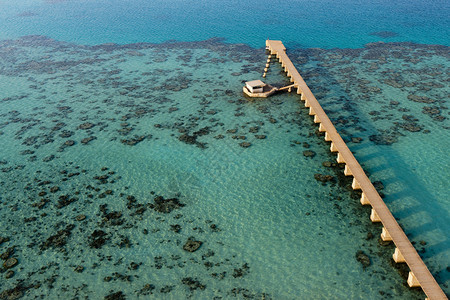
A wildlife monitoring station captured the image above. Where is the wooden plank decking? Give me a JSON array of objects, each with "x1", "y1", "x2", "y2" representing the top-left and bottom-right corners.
[{"x1": 265, "y1": 40, "x2": 447, "y2": 300}]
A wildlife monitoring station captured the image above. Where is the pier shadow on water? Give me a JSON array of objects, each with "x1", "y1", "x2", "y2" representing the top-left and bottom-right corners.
[{"x1": 288, "y1": 44, "x2": 450, "y2": 292}]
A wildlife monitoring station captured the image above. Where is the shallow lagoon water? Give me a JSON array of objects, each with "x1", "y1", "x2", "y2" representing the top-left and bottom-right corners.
[{"x1": 0, "y1": 37, "x2": 448, "y2": 299}]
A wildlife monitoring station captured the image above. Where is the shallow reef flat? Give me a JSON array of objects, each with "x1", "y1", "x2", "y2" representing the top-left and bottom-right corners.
[{"x1": 0, "y1": 36, "x2": 448, "y2": 299}]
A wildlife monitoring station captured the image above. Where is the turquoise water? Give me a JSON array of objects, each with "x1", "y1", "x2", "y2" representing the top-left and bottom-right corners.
[
  {"x1": 0, "y1": 0, "x2": 449, "y2": 48},
  {"x1": 0, "y1": 1, "x2": 449, "y2": 299}
]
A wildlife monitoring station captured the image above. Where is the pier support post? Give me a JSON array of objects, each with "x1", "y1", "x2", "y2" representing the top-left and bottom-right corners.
[
  {"x1": 344, "y1": 164, "x2": 352, "y2": 176},
  {"x1": 407, "y1": 272, "x2": 421, "y2": 288},
  {"x1": 313, "y1": 115, "x2": 320, "y2": 123},
  {"x1": 330, "y1": 142, "x2": 338, "y2": 152},
  {"x1": 381, "y1": 227, "x2": 393, "y2": 242},
  {"x1": 360, "y1": 193, "x2": 370, "y2": 205},
  {"x1": 351, "y1": 177, "x2": 361, "y2": 189},
  {"x1": 319, "y1": 123, "x2": 326, "y2": 132},
  {"x1": 337, "y1": 153, "x2": 345, "y2": 163},
  {"x1": 324, "y1": 132, "x2": 332, "y2": 141},
  {"x1": 370, "y1": 208, "x2": 381, "y2": 222},
  {"x1": 301, "y1": 94, "x2": 307, "y2": 101},
  {"x1": 304, "y1": 99, "x2": 310, "y2": 107},
  {"x1": 309, "y1": 107, "x2": 315, "y2": 116},
  {"x1": 393, "y1": 248, "x2": 406, "y2": 263},
  {"x1": 297, "y1": 87, "x2": 302, "y2": 95}
]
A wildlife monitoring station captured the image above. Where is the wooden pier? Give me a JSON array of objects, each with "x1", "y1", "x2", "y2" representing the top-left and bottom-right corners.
[{"x1": 265, "y1": 40, "x2": 447, "y2": 300}]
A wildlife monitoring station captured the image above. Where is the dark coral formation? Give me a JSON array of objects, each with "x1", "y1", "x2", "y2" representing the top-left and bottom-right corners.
[
  {"x1": 356, "y1": 250, "x2": 371, "y2": 269},
  {"x1": 40, "y1": 224, "x2": 75, "y2": 250},
  {"x1": 151, "y1": 196, "x2": 185, "y2": 213},
  {"x1": 89, "y1": 230, "x2": 109, "y2": 249},
  {"x1": 183, "y1": 238, "x2": 203, "y2": 253}
]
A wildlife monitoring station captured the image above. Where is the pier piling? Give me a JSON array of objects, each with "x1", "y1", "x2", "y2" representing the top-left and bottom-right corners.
[
  {"x1": 393, "y1": 248, "x2": 406, "y2": 263},
  {"x1": 381, "y1": 227, "x2": 393, "y2": 241},
  {"x1": 360, "y1": 193, "x2": 370, "y2": 205}
]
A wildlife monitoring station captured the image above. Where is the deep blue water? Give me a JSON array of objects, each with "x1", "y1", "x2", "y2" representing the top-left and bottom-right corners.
[{"x1": 0, "y1": 0, "x2": 449, "y2": 48}]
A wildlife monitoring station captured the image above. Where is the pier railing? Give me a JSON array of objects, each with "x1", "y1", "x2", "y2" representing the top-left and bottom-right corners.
[{"x1": 265, "y1": 40, "x2": 447, "y2": 300}]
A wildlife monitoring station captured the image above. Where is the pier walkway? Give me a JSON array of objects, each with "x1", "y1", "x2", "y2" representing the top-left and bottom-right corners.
[{"x1": 265, "y1": 40, "x2": 447, "y2": 300}]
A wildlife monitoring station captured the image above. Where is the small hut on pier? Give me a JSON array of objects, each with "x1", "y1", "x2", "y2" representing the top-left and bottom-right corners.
[{"x1": 243, "y1": 80, "x2": 278, "y2": 98}]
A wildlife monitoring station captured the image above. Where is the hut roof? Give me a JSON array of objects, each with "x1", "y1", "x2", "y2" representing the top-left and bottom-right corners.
[{"x1": 245, "y1": 80, "x2": 265, "y2": 87}]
